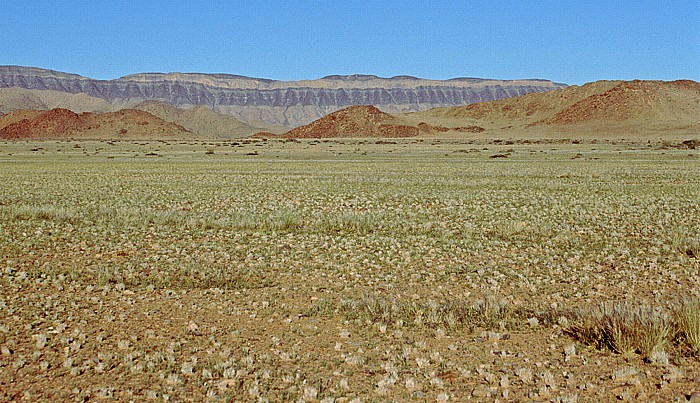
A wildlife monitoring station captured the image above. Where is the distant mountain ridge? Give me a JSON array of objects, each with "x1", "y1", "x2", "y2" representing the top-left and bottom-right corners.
[{"x1": 0, "y1": 66, "x2": 567, "y2": 128}]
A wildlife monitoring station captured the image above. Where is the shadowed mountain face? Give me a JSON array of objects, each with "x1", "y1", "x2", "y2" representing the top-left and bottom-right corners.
[{"x1": 0, "y1": 66, "x2": 567, "y2": 128}]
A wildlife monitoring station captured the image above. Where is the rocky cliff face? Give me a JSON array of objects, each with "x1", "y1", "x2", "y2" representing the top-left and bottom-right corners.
[{"x1": 0, "y1": 66, "x2": 567, "y2": 128}]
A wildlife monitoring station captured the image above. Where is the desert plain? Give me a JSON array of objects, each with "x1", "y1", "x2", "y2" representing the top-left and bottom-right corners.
[{"x1": 1, "y1": 136, "x2": 699, "y2": 402}]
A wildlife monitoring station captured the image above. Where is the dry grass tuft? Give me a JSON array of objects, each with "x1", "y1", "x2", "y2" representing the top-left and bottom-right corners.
[
  {"x1": 673, "y1": 297, "x2": 700, "y2": 356},
  {"x1": 565, "y1": 302, "x2": 670, "y2": 357}
]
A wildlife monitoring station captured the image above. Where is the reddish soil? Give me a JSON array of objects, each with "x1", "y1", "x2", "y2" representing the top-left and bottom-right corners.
[
  {"x1": 434, "y1": 81, "x2": 622, "y2": 122},
  {"x1": 542, "y1": 81, "x2": 658, "y2": 124},
  {"x1": 669, "y1": 79, "x2": 700, "y2": 91},
  {"x1": 0, "y1": 108, "x2": 87, "y2": 139},
  {"x1": 0, "y1": 108, "x2": 190, "y2": 139},
  {"x1": 413, "y1": 79, "x2": 699, "y2": 137},
  {"x1": 537, "y1": 80, "x2": 700, "y2": 126},
  {"x1": 283, "y1": 105, "x2": 421, "y2": 138}
]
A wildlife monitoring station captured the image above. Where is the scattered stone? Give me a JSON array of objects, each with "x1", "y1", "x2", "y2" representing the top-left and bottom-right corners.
[
  {"x1": 558, "y1": 316, "x2": 570, "y2": 327},
  {"x1": 187, "y1": 320, "x2": 201, "y2": 335},
  {"x1": 564, "y1": 344, "x2": 576, "y2": 361},
  {"x1": 500, "y1": 375, "x2": 511, "y2": 388},
  {"x1": 648, "y1": 349, "x2": 670, "y2": 366},
  {"x1": 471, "y1": 386, "x2": 493, "y2": 398},
  {"x1": 516, "y1": 367, "x2": 533, "y2": 384},
  {"x1": 662, "y1": 367, "x2": 684, "y2": 383},
  {"x1": 612, "y1": 367, "x2": 639, "y2": 383},
  {"x1": 218, "y1": 379, "x2": 237, "y2": 391},
  {"x1": 542, "y1": 370, "x2": 556, "y2": 388}
]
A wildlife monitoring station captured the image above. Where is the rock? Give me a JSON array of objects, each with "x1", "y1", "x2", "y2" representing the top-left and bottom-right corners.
[
  {"x1": 471, "y1": 386, "x2": 494, "y2": 398},
  {"x1": 1, "y1": 345, "x2": 12, "y2": 356},
  {"x1": 648, "y1": 349, "x2": 670, "y2": 366},
  {"x1": 564, "y1": 344, "x2": 576, "y2": 360},
  {"x1": 218, "y1": 379, "x2": 238, "y2": 391},
  {"x1": 662, "y1": 367, "x2": 684, "y2": 383},
  {"x1": 187, "y1": 320, "x2": 201, "y2": 335},
  {"x1": 612, "y1": 367, "x2": 639, "y2": 382}
]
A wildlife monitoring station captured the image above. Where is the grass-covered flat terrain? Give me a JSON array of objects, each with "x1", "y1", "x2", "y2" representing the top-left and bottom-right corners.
[{"x1": 1, "y1": 138, "x2": 699, "y2": 401}]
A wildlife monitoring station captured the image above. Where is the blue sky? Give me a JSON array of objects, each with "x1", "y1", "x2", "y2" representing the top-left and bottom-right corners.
[{"x1": 2, "y1": 1, "x2": 698, "y2": 84}]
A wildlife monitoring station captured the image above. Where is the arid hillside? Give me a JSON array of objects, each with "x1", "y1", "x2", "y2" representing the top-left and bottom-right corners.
[
  {"x1": 133, "y1": 101, "x2": 259, "y2": 138},
  {"x1": 281, "y1": 105, "x2": 420, "y2": 138},
  {"x1": 275, "y1": 105, "x2": 483, "y2": 138},
  {"x1": 408, "y1": 79, "x2": 700, "y2": 138},
  {"x1": 0, "y1": 108, "x2": 190, "y2": 139},
  {"x1": 0, "y1": 88, "x2": 114, "y2": 114},
  {"x1": 537, "y1": 80, "x2": 700, "y2": 126}
]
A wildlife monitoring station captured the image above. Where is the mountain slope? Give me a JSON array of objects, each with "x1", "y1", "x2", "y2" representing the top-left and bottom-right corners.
[
  {"x1": 0, "y1": 87, "x2": 116, "y2": 114},
  {"x1": 133, "y1": 101, "x2": 258, "y2": 138},
  {"x1": 0, "y1": 66, "x2": 567, "y2": 128},
  {"x1": 0, "y1": 108, "x2": 190, "y2": 139},
  {"x1": 276, "y1": 105, "x2": 483, "y2": 138},
  {"x1": 537, "y1": 80, "x2": 700, "y2": 126},
  {"x1": 408, "y1": 80, "x2": 700, "y2": 137},
  {"x1": 282, "y1": 105, "x2": 420, "y2": 138}
]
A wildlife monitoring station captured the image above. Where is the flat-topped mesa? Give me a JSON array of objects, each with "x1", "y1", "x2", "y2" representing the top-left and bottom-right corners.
[{"x1": 0, "y1": 66, "x2": 568, "y2": 127}]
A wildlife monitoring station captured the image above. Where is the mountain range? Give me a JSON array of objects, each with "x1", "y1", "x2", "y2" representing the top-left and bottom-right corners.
[
  {"x1": 274, "y1": 80, "x2": 700, "y2": 139},
  {"x1": 0, "y1": 66, "x2": 566, "y2": 129},
  {"x1": 0, "y1": 66, "x2": 697, "y2": 140}
]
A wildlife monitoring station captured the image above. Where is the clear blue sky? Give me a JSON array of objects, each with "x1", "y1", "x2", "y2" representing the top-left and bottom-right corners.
[{"x1": 2, "y1": 1, "x2": 698, "y2": 85}]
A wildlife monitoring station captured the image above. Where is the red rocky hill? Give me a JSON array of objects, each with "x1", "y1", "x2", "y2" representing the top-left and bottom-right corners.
[{"x1": 0, "y1": 108, "x2": 190, "y2": 139}]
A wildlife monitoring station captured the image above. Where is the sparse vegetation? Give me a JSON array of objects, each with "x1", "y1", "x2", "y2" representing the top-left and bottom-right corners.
[
  {"x1": 564, "y1": 302, "x2": 671, "y2": 357},
  {"x1": 0, "y1": 139, "x2": 699, "y2": 401},
  {"x1": 674, "y1": 297, "x2": 700, "y2": 356}
]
